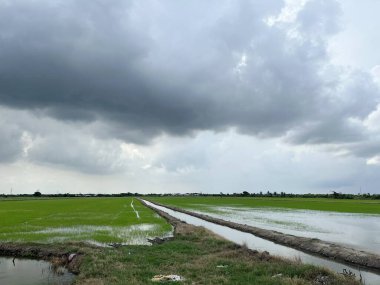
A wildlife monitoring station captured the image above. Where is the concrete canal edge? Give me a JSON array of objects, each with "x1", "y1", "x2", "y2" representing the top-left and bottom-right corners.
[{"x1": 142, "y1": 199, "x2": 380, "y2": 273}]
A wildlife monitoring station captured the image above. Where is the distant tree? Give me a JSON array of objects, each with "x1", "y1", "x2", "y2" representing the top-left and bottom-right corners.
[
  {"x1": 242, "y1": 191, "x2": 250, "y2": 196},
  {"x1": 33, "y1": 191, "x2": 42, "y2": 197},
  {"x1": 331, "y1": 191, "x2": 341, "y2": 199}
]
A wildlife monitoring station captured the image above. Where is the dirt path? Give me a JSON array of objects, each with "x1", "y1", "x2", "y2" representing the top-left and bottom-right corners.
[{"x1": 143, "y1": 199, "x2": 380, "y2": 273}]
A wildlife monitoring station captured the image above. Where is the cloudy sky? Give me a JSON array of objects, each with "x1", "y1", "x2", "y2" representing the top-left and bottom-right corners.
[{"x1": 1, "y1": 0, "x2": 380, "y2": 195}]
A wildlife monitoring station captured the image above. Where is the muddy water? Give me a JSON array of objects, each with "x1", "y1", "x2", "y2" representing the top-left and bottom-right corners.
[
  {"x1": 143, "y1": 200, "x2": 380, "y2": 285},
  {"x1": 0, "y1": 257, "x2": 74, "y2": 285},
  {"x1": 195, "y1": 206, "x2": 380, "y2": 254}
]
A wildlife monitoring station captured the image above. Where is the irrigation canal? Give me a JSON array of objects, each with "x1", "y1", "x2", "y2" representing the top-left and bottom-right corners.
[{"x1": 142, "y1": 199, "x2": 380, "y2": 285}]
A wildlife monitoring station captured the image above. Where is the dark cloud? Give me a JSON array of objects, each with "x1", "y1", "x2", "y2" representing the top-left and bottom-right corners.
[
  {"x1": 27, "y1": 134, "x2": 127, "y2": 174},
  {"x1": 344, "y1": 141, "x2": 380, "y2": 159},
  {"x1": 0, "y1": 122, "x2": 23, "y2": 163},
  {"x1": 285, "y1": 118, "x2": 365, "y2": 145},
  {"x1": 0, "y1": 0, "x2": 379, "y2": 172},
  {"x1": 0, "y1": 107, "x2": 133, "y2": 173}
]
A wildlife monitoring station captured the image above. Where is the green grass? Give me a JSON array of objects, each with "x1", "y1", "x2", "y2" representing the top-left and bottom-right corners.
[
  {"x1": 148, "y1": 196, "x2": 380, "y2": 214},
  {"x1": 73, "y1": 224, "x2": 358, "y2": 285},
  {"x1": 0, "y1": 198, "x2": 172, "y2": 244}
]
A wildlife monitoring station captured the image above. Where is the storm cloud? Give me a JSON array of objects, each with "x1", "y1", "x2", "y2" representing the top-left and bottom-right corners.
[
  {"x1": 0, "y1": 120, "x2": 23, "y2": 162},
  {"x1": 0, "y1": 0, "x2": 380, "y2": 181}
]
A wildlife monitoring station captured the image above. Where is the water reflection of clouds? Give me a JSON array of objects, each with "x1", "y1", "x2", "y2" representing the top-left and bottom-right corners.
[
  {"x1": 0, "y1": 224, "x2": 173, "y2": 246},
  {"x1": 196, "y1": 207, "x2": 380, "y2": 253},
  {"x1": 0, "y1": 257, "x2": 74, "y2": 285}
]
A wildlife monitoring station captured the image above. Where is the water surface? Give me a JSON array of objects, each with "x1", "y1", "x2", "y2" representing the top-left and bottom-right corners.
[
  {"x1": 194, "y1": 206, "x2": 380, "y2": 253},
  {"x1": 0, "y1": 257, "x2": 74, "y2": 285}
]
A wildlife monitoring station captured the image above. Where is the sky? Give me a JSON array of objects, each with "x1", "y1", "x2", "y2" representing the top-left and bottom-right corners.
[{"x1": 1, "y1": 0, "x2": 380, "y2": 195}]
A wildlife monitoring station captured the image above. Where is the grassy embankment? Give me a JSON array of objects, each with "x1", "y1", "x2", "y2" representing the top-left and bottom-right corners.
[
  {"x1": 74, "y1": 222, "x2": 358, "y2": 285},
  {"x1": 0, "y1": 197, "x2": 171, "y2": 243},
  {"x1": 0, "y1": 197, "x2": 360, "y2": 284},
  {"x1": 148, "y1": 196, "x2": 380, "y2": 214}
]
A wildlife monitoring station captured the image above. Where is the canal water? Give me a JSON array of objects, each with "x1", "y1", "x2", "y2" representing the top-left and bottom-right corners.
[
  {"x1": 192, "y1": 206, "x2": 380, "y2": 254},
  {"x1": 143, "y1": 200, "x2": 380, "y2": 285},
  {"x1": 0, "y1": 257, "x2": 74, "y2": 285}
]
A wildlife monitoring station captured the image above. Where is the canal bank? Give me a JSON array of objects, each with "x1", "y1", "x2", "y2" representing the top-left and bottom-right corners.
[{"x1": 141, "y1": 199, "x2": 380, "y2": 285}]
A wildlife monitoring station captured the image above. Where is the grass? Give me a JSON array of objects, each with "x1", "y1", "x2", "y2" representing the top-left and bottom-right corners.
[
  {"x1": 148, "y1": 196, "x2": 380, "y2": 214},
  {"x1": 0, "y1": 198, "x2": 172, "y2": 244},
  {"x1": 73, "y1": 223, "x2": 358, "y2": 285}
]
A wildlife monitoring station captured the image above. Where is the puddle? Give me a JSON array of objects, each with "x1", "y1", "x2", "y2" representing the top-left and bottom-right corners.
[
  {"x1": 143, "y1": 200, "x2": 380, "y2": 285},
  {"x1": 0, "y1": 257, "x2": 74, "y2": 285},
  {"x1": 195, "y1": 206, "x2": 380, "y2": 254},
  {"x1": 1, "y1": 224, "x2": 173, "y2": 246},
  {"x1": 35, "y1": 224, "x2": 158, "y2": 235}
]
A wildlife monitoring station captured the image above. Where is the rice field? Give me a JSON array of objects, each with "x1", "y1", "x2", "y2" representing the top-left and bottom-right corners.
[
  {"x1": 0, "y1": 198, "x2": 172, "y2": 244},
  {"x1": 148, "y1": 196, "x2": 380, "y2": 253},
  {"x1": 149, "y1": 196, "x2": 380, "y2": 214},
  {"x1": 0, "y1": 196, "x2": 368, "y2": 284}
]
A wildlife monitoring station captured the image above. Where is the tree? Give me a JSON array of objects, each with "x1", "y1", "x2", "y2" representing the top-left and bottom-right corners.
[{"x1": 33, "y1": 191, "x2": 42, "y2": 197}]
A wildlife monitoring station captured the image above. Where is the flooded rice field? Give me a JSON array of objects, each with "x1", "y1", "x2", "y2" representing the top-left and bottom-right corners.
[
  {"x1": 32, "y1": 224, "x2": 172, "y2": 246},
  {"x1": 143, "y1": 200, "x2": 380, "y2": 285},
  {"x1": 192, "y1": 206, "x2": 380, "y2": 253},
  {"x1": 0, "y1": 257, "x2": 74, "y2": 285},
  {"x1": 0, "y1": 198, "x2": 173, "y2": 245},
  {"x1": 0, "y1": 224, "x2": 173, "y2": 246}
]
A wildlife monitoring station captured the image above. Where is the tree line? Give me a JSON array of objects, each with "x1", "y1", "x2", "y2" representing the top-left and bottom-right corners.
[{"x1": 1, "y1": 190, "x2": 379, "y2": 199}]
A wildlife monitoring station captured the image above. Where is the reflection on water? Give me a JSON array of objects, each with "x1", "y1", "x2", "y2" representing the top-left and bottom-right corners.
[
  {"x1": 0, "y1": 223, "x2": 172, "y2": 246},
  {"x1": 143, "y1": 200, "x2": 380, "y2": 285},
  {"x1": 195, "y1": 206, "x2": 380, "y2": 253},
  {"x1": 0, "y1": 257, "x2": 74, "y2": 285}
]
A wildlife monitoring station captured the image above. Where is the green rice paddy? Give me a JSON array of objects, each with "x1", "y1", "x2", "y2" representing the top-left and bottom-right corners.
[
  {"x1": 0, "y1": 197, "x2": 365, "y2": 284},
  {"x1": 148, "y1": 196, "x2": 380, "y2": 214},
  {"x1": 0, "y1": 198, "x2": 172, "y2": 244}
]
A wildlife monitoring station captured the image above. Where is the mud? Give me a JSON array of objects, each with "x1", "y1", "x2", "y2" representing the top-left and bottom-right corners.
[{"x1": 145, "y1": 200, "x2": 380, "y2": 272}]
